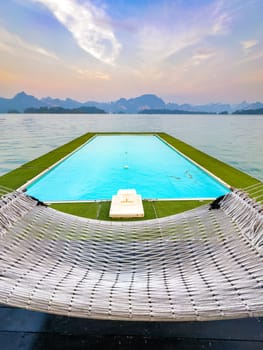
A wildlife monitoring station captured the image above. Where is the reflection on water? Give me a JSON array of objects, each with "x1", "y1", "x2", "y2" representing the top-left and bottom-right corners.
[{"x1": 1, "y1": 113, "x2": 263, "y2": 181}]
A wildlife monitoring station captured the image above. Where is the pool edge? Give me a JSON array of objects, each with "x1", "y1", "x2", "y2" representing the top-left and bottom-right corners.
[{"x1": 0, "y1": 131, "x2": 261, "y2": 207}]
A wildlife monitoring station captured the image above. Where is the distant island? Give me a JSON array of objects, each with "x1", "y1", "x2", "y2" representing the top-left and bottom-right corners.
[
  {"x1": 1, "y1": 91, "x2": 263, "y2": 114},
  {"x1": 24, "y1": 106, "x2": 106, "y2": 114},
  {"x1": 233, "y1": 108, "x2": 263, "y2": 115},
  {"x1": 138, "y1": 109, "x2": 212, "y2": 115}
]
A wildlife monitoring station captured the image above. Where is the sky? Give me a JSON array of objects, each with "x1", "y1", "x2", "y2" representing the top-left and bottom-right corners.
[{"x1": 0, "y1": 0, "x2": 262, "y2": 104}]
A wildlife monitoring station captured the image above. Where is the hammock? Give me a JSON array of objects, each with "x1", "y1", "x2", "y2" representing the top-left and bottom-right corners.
[{"x1": 0, "y1": 184, "x2": 262, "y2": 322}]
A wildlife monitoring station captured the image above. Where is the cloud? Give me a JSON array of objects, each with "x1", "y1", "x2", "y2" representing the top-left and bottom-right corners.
[
  {"x1": 33, "y1": 0, "x2": 121, "y2": 64},
  {"x1": 136, "y1": 0, "x2": 236, "y2": 68},
  {"x1": 192, "y1": 48, "x2": 216, "y2": 65},
  {"x1": 0, "y1": 26, "x2": 58, "y2": 60},
  {"x1": 238, "y1": 39, "x2": 262, "y2": 64},
  {"x1": 211, "y1": 0, "x2": 233, "y2": 35},
  {"x1": 238, "y1": 50, "x2": 263, "y2": 64},
  {"x1": 137, "y1": 25, "x2": 201, "y2": 67},
  {"x1": 76, "y1": 68, "x2": 110, "y2": 81},
  {"x1": 241, "y1": 40, "x2": 258, "y2": 50},
  {"x1": 212, "y1": 12, "x2": 231, "y2": 34}
]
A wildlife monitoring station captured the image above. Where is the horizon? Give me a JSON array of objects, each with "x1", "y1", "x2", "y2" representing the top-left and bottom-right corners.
[
  {"x1": 0, "y1": 1, "x2": 262, "y2": 104},
  {"x1": 2, "y1": 90, "x2": 263, "y2": 106}
]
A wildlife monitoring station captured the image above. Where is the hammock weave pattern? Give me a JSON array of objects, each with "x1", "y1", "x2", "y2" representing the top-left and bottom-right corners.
[{"x1": 0, "y1": 184, "x2": 262, "y2": 321}]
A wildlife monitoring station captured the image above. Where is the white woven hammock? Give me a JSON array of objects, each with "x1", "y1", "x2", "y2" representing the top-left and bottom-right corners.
[{"x1": 0, "y1": 184, "x2": 262, "y2": 321}]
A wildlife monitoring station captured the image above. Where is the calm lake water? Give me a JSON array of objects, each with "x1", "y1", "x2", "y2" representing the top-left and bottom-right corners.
[{"x1": 1, "y1": 114, "x2": 263, "y2": 181}]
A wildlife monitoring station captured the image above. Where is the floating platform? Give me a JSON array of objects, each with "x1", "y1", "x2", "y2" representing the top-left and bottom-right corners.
[{"x1": 110, "y1": 189, "x2": 144, "y2": 218}]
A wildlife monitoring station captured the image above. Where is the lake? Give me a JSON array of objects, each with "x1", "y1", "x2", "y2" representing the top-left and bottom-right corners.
[{"x1": 1, "y1": 113, "x2": 262, "y2": 181}]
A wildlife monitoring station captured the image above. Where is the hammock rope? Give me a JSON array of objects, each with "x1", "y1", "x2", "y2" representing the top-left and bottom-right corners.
[
  {"x1": 0, "y1": 185, "x2": 262, "y2": 321},
  {"x1": 220, "y1": 190, "x2": 263, "y2": 252}
]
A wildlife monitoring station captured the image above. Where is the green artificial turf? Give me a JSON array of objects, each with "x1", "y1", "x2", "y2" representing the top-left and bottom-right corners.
[
  {"x1": 51, "y1": 201, "x2": 156, "y2": 221},
  {"x1": 0, "y1": 132, "x2": 261, "y2": 220},
  {"x1": 153, "y1": 199, "x2": 210, "y2": 218},
  {"x1": 51, "y1": 201, "x2": 157, "y2": 221},
  {"x1": 51, "y1": 200, "x2": 209, "y2": 221}
]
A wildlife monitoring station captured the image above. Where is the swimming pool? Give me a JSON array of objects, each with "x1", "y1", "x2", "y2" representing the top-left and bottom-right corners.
[{"x1": 26, "y1": 135, "x2": 230, "y2": 202}]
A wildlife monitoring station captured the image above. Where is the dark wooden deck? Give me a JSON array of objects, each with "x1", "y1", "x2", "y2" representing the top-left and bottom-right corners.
[{"x1": 0, "y1": 305, "x2": 262, "y2": 349}]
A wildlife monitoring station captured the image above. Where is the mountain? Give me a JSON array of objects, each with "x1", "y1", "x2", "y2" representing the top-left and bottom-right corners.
[
  {"x1": 0, "y1": 92, "x2": 43, "y2": 113},
  {"x1": 165, "y1": 101, "x2": 263, "y2": 114},
  {"x1": 231, "y1": 101, "x2": 263, "y2": 113},
  {"x1": 0, "y1": 92, "x2": 83, "y2": 113},
  {"x1": 0, "y1": 91, "x2": 262, "y2": 114},
  {"x1": 120, "y1": 94, "x2": 166, "y2": 113},
  {"x1": 85, "y1": 94, "x2": 165, "y2": 113},
  {"x1": 41, "y1": 97, "x2": 82, "y2": 109}
]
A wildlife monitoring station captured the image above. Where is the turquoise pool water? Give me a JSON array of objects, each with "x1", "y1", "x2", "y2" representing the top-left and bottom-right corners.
[{"x1": 26, "y1": 135, "x2": 230, "y2": 201}]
